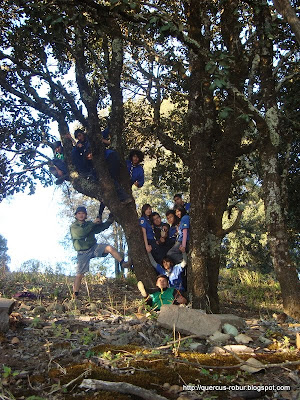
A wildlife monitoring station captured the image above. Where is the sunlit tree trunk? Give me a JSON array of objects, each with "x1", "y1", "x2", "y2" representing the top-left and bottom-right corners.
[{"x1": 258, "y1": 3, "x2": 300, "y2": 319}]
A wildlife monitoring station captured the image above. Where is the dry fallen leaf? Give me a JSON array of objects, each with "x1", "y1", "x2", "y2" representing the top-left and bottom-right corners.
[{"x1": 240, "y1": 357, "x2": 265, "y2": 373}]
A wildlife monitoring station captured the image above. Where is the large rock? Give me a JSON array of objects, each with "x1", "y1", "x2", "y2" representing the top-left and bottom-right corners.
[
  {"x1": 0, "y1": 298, "x2": 15, "y2": 332},
  {"x1": 157, "y1": 305, "x2": 222, "y2": 338},
  {"x1": 217, "y1": 314, "x2": 246, "y2": 329},
  {"x1": 157, "y1": 306, "x2": 245, "y2": 338}
]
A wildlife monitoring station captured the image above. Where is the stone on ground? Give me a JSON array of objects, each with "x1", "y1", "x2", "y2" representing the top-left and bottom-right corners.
[
  {"x1": 157, "y1": 306, "x2": 246, "y2": 338},
  {"x1": 157, "y1": 305, "x2": 221, "y2": 338},
  {"x1": 0, "y1": 298, "x2": 15, "y2": 332}
]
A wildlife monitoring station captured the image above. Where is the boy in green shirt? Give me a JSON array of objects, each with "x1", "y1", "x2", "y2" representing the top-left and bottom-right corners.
[
  {"x1": 70, "y1": 206, "x2": 130, "y2": 297},
  {"x1": 137, "y1": 275, "x2": 187, "y2": 311}
]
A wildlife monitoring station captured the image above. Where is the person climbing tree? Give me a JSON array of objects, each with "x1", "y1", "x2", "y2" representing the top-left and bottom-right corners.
[{"x1": 70, "y1": 206, "x2": 130, "y2": 298}]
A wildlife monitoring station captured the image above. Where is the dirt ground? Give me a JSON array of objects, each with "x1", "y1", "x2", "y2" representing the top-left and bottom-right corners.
[{"x1": 0, "y1": 277, "x2": 299, "y2": 400}]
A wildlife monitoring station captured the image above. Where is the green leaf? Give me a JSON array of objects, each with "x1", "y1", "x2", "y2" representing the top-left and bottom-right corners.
[
  {"x1": 149, "y1": 17, "x2": 158, "y2": 24},
  {"x1": 219, "y1": 107, "x2": 233, "y2": 119},
  {"x1": 160, "y1": 23, "x2": 171, "y2": 32},
  {"x1": 205, "y1": 61, "x2": 216, "y2": 73},
  {"x1": 237, "y1": 113, "x2": 251, "y2": 122}
]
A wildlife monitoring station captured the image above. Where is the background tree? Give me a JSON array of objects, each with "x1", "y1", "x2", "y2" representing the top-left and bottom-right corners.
[{"x1": 0, "y1": 234, "x2": 10, "y2": 272}]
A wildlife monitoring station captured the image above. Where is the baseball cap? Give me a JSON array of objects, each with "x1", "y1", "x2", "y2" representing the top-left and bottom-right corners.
[{"x1": 75, "y1": 206, "x2": 87, "y2": 215}]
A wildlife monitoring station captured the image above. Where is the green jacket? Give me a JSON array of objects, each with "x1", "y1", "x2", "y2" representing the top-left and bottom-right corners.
[
  {"x1": 70, "y1": 219, "x2": 111, "y2": 251},
  {"x1": 150, "y1": 288, "x2": 176, "y2": 311}
]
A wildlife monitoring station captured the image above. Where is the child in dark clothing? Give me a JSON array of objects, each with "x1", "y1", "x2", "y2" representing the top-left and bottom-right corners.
[
  {"x1": 126, "y1": 149, "x2": 145, "y2": 188},
  {"x1": 150, "y1": 212, "x2": 170, "y2": 264},
  {"x1": 49, "y1": 141, "x2": 70, "y2": 184},
  {"x1": 72, "y1": 129, "x2": 131, "y2": 219},
  {"x1": 137, "y1": 275, "x2": 187, "y2": 311},
  {"x1": 71, "y1": 129, "x2": 95, "y2": 179}
]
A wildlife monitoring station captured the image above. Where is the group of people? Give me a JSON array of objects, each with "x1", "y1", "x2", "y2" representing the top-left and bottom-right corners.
[
  {"x1": 49, "y1": 127, "x2": 145, "y2": 216},
  {"x1": 53, "y1": 127, "x2": 191, "y2": 310},
  {"x1": 68, "y1": 195, "x2": 190, "y2": 312},
  {"x1": 137, "y1": 194, "x2": 190, "y2": 310}
]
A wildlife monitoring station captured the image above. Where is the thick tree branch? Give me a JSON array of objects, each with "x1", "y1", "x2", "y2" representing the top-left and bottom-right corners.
[
  {"x1": 227, "y1": 85, "x2": 266, "y2": 128},
  {"x1": 273, "y1": 0, "x2": 300, "y2": 44},
  {"x1": 222, "y1": 208, "x2": 243, "y2": 237},
  {"x1": 0, "y1": 75, "x2": 59, "y2": 120},
  {"x1": 0, "y1": 51, "x2": 85, "y2": 124}
]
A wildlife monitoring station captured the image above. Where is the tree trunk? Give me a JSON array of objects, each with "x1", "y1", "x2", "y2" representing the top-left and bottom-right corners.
[
  {"x1": 257, "y1": 3, "x2": 300, "y2": 319},
  {"x1": 273, "y1": 0, "x2": 300, "y2": 45},
  {"x1": 260, "y1": 143, "x2": 300, "y2": 319}
]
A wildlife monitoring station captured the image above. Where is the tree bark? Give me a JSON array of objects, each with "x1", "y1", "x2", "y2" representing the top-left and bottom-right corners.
[
  {"x1": 260, "y1": 144, "x2": 300, "y2": 318},
  {"x1": 257, "y1": 3, "x2": 300, "y2": 319},
  {"x1": 273, "y1": 0, "x2": 300, "y2": 45}
]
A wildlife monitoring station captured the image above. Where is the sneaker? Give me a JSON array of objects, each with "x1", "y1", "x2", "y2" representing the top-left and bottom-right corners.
[
  {"x1": 137, "y1": 281, "x2": 147, "y2": 298},
  {"x1": 55, "y1": 173, "x2": 69, "y2": 184},
  {"x1": 120, "y1": 259, "x2": 132, "y2": 269},
  {"x1": 55, "y1": 177, "x2": 66, "y2": 185}
]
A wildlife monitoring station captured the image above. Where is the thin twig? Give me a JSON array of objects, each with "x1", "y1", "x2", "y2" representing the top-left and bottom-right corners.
[{"x1": 155, "y1": 334, "x2": 199, "y2": 350}]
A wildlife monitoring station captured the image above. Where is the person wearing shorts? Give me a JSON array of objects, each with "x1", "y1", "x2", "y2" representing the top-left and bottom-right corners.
[{"x1": 70, "y1": 206, "x2": 130, "y2": 297}]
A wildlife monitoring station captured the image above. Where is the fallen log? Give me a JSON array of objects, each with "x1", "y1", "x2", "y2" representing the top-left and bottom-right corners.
[{"x1": 79, "y1": 378, "x2": 168, "y2": 400}]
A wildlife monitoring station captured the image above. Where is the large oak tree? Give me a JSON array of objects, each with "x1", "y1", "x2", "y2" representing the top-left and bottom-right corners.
[{"x1": 0, "y1": 0, "x2": 299, "y2": 317}]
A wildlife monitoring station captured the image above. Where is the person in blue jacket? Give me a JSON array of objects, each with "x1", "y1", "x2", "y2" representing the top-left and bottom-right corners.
[
  {"x1": 166, "y1": 209, "x2": 180, "y2": 248},
  {"x1": 126, "y1": 149, "x2": 145, "y2": 188},
  {"x1": 72, "y1": 129, "x2": 131, "y2": 215},
  {"x1": 139, "y1": 204, "x2": 162, "y2": 263},
  {"x1": 71, "y1": 129, "x2": 95, "y2": 179},
  {"x1": 173, "y1": 193, "x2": 190, "y2": 214},
  {"x1": 139, "y1": 204, "x2": 155, "y2": 254},
  {"x1": 167, "y1": 205, "x2": 189, "y2": 265},
  {"x1": 150, "y1": 255, "x2": 186, "y2": 291}
]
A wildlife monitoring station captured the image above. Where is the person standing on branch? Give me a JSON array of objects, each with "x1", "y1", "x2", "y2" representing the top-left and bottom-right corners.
[
  {"x1": 70, "y1": 206, "x2": 130, "y2": 298},
  {"x1": 126, "y1": 149, "x2": 145, "y2": 188}
]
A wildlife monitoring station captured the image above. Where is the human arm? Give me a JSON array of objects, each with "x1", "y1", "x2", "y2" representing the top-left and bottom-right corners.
[
  {"x1": 65, "y1": 133, "x2": 76, "y2": 146},
  {"x1": 101, "y1": 127, "x2": 111, "y2": 145},
  {"x1": 135, "y1": 166, "x2": 144, "y2": 188},
  {"x1": 141, "y1": 227, "x2": 152, "y2": 253},
  {"x1": 130, "y1": 164, "x2": 144, "y2": 188},
  {"x1": 92, "y1": 216, "x2": 114, "y2": 234},
  {"x1": 179, "y1": 229, "x2": 188, "y2": 252}
]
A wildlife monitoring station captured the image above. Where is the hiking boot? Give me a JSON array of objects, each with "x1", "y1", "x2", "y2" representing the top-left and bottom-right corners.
[
  {"x1": 120, "y1": 258, "x2": 132, "y2": 269},
  {"x1": 137, "y1": 281, "x2": 147, "y2": 298}
]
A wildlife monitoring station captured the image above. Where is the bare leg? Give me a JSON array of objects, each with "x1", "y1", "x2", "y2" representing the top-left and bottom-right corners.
[
  {"x1": 104, "y1": 245, "x2": 122, "y2": 262},
  {"x1": 73, "y1": 274, "x2": 84, "y2": 294},
  {"x1": 104, "y1": 245, "x2": 131, "y2": 268}
]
